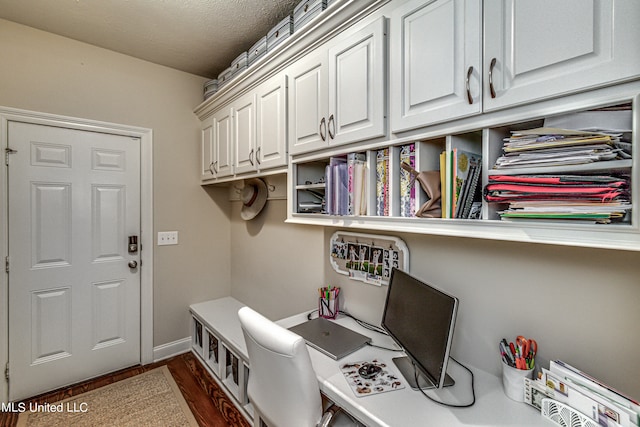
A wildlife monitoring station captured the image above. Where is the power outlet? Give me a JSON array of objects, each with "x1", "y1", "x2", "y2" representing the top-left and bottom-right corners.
[{"x1": 157, "y1": 231, "x2": 178, "y2": 246}]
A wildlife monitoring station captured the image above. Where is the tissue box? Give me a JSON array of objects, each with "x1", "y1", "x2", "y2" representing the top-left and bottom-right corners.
[
  {"x1": 267, "y1": 14, "x2": 293, "y2": 52},
  {"x1": 293, "y1": 0, "x2": 327, "y2": 32}
]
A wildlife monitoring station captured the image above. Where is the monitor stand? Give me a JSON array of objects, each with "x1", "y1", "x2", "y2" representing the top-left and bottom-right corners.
[{"x1": 392, "y1": 356, "x2": 455, "y2": 390}]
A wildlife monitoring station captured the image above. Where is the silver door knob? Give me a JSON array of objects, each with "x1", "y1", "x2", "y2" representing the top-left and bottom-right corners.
[{"x1": 128, "y1": 260, "x2": 138, "y2": 269}]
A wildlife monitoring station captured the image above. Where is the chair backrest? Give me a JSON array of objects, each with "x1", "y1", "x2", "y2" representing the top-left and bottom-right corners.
[{"x1": 238, "y1": 307, "x2": 323, "y2": 427}]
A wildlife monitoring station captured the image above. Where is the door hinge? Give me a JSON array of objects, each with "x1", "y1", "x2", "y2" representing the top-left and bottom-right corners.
[
  {"x1": 5, "y1": 147, "x2": 17, "y2": 166},
  {"x1": 4, "y1": 362, "x2": 8, "y2": 381},
  {"x1": 4, "y1": 256, "x2": 8, "y2": 273}
]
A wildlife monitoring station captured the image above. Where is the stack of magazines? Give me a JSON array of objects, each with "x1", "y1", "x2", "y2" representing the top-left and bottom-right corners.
[
  {"x1": 494, "y1": 127, "x2": 625, "y2": 169},
  {"x1": 526, "y1": 360, "x2": 639, "y2": 427},
  {"x1": 484, "y1": 174, "x2": 631, "y2": 223}
]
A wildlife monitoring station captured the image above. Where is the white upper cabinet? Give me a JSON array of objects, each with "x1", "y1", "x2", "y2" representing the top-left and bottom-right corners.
[
  {"x1": 212, "y1": 107, "x2": 234, "y2": 178},
  {"x1": 255, "y1": 74, "x2": 288, "y2": 171},
  {"x1": 328, "y1": 16, "x2": 387, "y2": 145},
  {"x1": 233, "y1": 92, "x2": 257, "y2": 174},
  {"x1": 289, "y1": 16, "x2": 387, "y2": 155},
  {"x1": 288, "y1": 49, "x2": 328, "y2": 155},
  {"x1": 483, "y1": 0, "x2": 640, "y2": 111},
  {"x1": 390, "y1": 0, "x2": 482, "y2": 133},
  {"x1": 201, "y1": 115, "x2": 214, "y2": 180}
]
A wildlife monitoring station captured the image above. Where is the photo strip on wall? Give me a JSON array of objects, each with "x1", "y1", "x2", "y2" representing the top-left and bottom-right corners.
[{"x1": 330, "y1": 231, "x2": 409, "y2": 286}]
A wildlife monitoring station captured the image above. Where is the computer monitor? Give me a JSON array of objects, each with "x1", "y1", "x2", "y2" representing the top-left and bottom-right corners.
[{"x1": 381, "y1": 267, "x2": 459, "y2": 390}]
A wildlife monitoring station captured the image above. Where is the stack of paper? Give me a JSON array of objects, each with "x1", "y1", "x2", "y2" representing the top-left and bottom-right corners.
[
  {"x1": 494, "y1": 127, "x2": 624, "y2": 169},
  {"x1": 485, "y1": 174, "x2": 631, "y2": 223}
]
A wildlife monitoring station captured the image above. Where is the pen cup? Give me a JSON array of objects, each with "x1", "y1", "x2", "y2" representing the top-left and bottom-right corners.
[
  {"x1": 501, "y1": 360, "x2": 533, "y2": 402},
  {"x1": 318, "y1": 293, "x2": 339, "y2": 319}
]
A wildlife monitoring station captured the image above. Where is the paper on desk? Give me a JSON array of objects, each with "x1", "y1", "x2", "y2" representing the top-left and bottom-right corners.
[{"x1": 341, "y1": 360, "x2": 405, "y2": 397}]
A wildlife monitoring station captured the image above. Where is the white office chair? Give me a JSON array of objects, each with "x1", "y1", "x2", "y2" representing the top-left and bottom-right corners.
[{"x1": 238, "y1": 307, "x2": 358, "y2": 427}]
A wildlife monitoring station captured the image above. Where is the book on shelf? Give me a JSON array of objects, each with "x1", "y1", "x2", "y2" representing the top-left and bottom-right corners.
[
  {"x1": 399, "y1": 143, "x2": 416, "y2": 217},
  {"x1": 439, "y1": 148, "x2": 482, "y2": 219},
  {"x1": 454, "y1": 149, "x2": 482, "y2": 219},
  {"x1": 376, "y1": 148, "x2": 389, "y2": 216},
  {"x1": 324, "y1": 154, "x2": 366, "y2": 216},
  {"x1": 439, "y1": 151, "x2": 446, "y2": 218},
  {"x1": 348, "y1": 153, "x2": 367, "y2": 216}
]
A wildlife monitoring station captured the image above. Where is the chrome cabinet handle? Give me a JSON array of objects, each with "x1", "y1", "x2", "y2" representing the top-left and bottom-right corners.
[
  {"x1": 256, "y1": 147, "x2": 261, "y2": 165},
  {"x1": 328, "y1": 114, "x2": 335, "y2": 140},
  {"x1": 466, "y1": 66, "x2": 474, "y2": 105},
  {"x1": 319, "y1": 117, "x2": 326, "y2": 141},
  {"x1": 213, "y1": 160, "x2": 218, "y2": 174},
  {"x1": 249, "y1": 148, "x2": 254, "y2": 166},
  {"x1": 489, "y1": 58, "x2": 497, "y2": 99},
  {"x1": 209, "y1": 162, "x2": 215, "y2": 175}
]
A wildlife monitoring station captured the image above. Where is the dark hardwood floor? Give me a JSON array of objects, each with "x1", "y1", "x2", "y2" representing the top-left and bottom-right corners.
[{"x1": 0, "y1": 352, "x2": 251, "y2": 427}]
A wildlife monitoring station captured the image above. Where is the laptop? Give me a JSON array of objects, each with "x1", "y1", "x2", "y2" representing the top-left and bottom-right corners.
[{"x1": 288, "y1": 317, "x2": 371, "y2": 360}]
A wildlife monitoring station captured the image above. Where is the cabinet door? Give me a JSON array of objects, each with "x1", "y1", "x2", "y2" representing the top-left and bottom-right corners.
[
  {"x1": 390, "y1": 0, "x2": 481, "y2": 133},
  {"x1": 201, "y1": 115, "x2": 214, "y2": 180},
  {"x1": 234, "y1": 93, "x2": 257, "y2": 174},
  {"x1": 328, "y1": 16, "x2": 387, "y2": 145},
  {"x1": 484, "y1": 0, "x2": 640, "y2": 111},
  {"x1": 213, "y1": 107, "x2": 234, "y2": 178},
  {"x1": 256, "y1": 74, "x2": 288, "y2": 170},
  {"x1": 288, "y1": 50, "x2": 328, "y2": 155}
]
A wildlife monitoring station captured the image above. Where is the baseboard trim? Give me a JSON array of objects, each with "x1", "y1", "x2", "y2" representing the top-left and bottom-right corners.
[{"x1": 153, "y1": 337, "x2": 191, "y2": 362}]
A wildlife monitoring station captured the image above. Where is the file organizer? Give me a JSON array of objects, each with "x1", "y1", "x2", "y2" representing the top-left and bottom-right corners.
[
  {"x1": 329, "y1": 231, "x2": 409, "y2": 286},
  {"x1": 541, "y1": 399, "x2": 601, "y2": 427}
]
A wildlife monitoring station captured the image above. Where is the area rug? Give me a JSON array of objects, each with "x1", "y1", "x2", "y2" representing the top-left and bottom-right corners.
[{"x1": 16, "y1": 366, "x2": 199, "y2": 427}]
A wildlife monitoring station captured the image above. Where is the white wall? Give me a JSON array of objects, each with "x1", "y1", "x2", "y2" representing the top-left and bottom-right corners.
[
  {"x1": 0, "y1": 19, "x2": 232, "y2": 348},
  {"x1": 323, "y1": 229, "x2": 640, "y2": 399},
  {"x1": 229, "y1": 176, "x2": 325, "y2": 320},
  {"x1": 228, "y1": 193, "x2": 640, "y2": 399}
]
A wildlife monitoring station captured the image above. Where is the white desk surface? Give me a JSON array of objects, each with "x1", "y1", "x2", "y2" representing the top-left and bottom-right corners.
[
  {"x1": 190, "y1": 298, "x2": 547, "y2": 426},
  {"x1": 276, "y1": 312, "x2": 547, "y2": 427}
]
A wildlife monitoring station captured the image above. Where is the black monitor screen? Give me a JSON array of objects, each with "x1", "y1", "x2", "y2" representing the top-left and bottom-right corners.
[{"x1": 381, "y1": 268, "x2": 459, "y2": 389}]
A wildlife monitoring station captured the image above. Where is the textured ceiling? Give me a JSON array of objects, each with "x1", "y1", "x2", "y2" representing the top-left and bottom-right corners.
[{"x1": 0, "y1": 0, "x2": 299, "y2": 78}]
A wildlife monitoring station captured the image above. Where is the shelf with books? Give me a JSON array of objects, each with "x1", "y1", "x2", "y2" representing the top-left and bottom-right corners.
[{"x1": 288, "y1": 94, "x2": 639, "y2": 251}]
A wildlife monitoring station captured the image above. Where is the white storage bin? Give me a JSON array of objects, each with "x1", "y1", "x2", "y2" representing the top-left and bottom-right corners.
[{"x1": 267, "y1": 14, "x2": 293, "y2": 52}]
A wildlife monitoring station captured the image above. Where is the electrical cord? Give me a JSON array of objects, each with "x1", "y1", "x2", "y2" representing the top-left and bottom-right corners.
[
  {"x1": 338, "y1": 310, "x2": 387, "y2": 335},
  {"x1": 413, "y1": 358, "x2": 476, "y2": 408}
]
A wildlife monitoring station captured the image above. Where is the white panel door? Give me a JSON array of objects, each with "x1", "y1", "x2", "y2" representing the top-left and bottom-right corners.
[
  {"x1": 483, "y1": 0, "x2": 640, "y2": 111},
  {"x1": 288, "y1": 49, "x2": 328, "y2": 155},
  {"x1": 8, "y1": 122, "x2": 141, "y2": 401},
  {"x1": 256, "y1": 74, "x2": 288, "y2": 171},
  {"x1": 328, "y1": 16, "x2": 387, "y2": 145},
  {"x1": 390, "y1": 0, "x2": 481, "y2": 133},
  {"x1": 213, "y1": 107, "x2": 234, "y2": 178},
  {"x1": 234, "y1": 93, "x2": 257, "y2": 174},
  {"x1": 201, "y1": 115, "x2": 214, "y2": 180}
]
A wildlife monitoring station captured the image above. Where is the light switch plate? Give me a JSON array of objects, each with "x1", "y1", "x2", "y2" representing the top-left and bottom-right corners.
[{"x1": 158, "y1": 231, "x2": 178, "y2": 246}]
